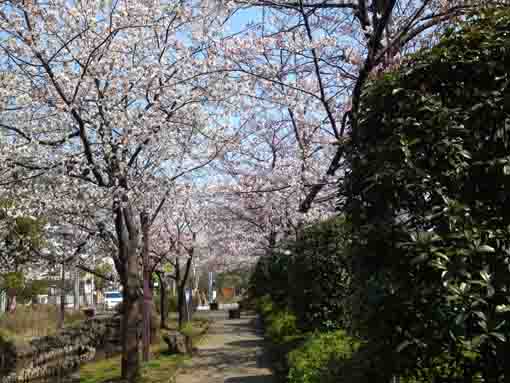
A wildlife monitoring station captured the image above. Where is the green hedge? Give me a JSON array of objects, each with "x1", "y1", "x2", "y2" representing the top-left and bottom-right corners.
[
  {"x1": 287, "y1": 330, "x2": 360, "y2": 383},
  {"x1": 288, "y1": 217, "x2": 352, "y2": 331},
  {"x1": 249, "y1": 250, "x2": 293, "y2": 307},
  {"x1": 256, "y1": 295, "x2": 306, "y2": 378},
  {"x1": 250, "y1": 216, "x2": 351, "y2": 331},
  {"x1": 344, "y1": 6, "x2": 510, "y2": 381}
]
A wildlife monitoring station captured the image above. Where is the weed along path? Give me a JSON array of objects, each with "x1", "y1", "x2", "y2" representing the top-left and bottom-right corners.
[{"x1": 175, "y1": 314, "x2": 275, "y2": 383}]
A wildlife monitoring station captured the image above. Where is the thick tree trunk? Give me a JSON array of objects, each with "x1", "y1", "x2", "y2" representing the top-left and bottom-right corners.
[
  {"x1": 157, "y1": 272, "x2": 168, "y2": 329},
  {"x1": 176, "y1": 253, "x2": 194, "y2": 329},
  {"x1": 178, "y1": 286, "x2": 186, "y2": 329},
  {"x1": 141, "y1": 211, "x2": 151, "y2": 362},
  {"x1": 175, "y1": 258, "x2": 184, "y2": 329},
  {"x1": 121, "y1": 241, "x2": 141, "y2": 382},
  {"x1": 114, "y1": 197, "x2": 141, "y2": 383}
]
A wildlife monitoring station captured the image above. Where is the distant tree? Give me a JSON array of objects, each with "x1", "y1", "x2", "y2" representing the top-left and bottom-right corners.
[
  {"x1": 93, "y1": 262, "x2": 114, "y2": 295},
  {"x1": 0, "y1": 199, "x2": 46, "y2": 312}
]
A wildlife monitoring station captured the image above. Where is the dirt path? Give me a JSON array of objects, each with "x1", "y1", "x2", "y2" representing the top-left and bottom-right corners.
[{"x1": 175, "y1": 314, "x2": 275, "y2": 383}]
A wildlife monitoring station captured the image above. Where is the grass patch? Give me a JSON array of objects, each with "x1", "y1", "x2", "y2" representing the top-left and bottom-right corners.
[
  {"x1": 79, "y1": 317, "x2": 210, "y2": 383},
  {"x1": 79, "y1": 345, "x2": 187, "y2": 383},
  {"x1": 79, "y1": 355, "x2": 124, "y2": 383}
]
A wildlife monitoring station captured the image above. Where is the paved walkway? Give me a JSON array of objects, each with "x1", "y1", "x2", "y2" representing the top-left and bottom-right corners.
[{"x1": 175, "y1": 314, "x2": 275, "y2": 383}]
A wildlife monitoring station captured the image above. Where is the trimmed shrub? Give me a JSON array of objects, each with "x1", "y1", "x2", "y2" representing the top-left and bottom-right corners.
[
  {"x1": 249, "y1": 249, "x2": 292, "y2": 307},
  {"x1": 267, "y1": 309, "x2": 299, "y2": 344},
  {"x1": 288, "y1": 216, "x2": 351, "y2": 331},
  {"x1": 287, "y1": 330, "x2": 361, "y2": 383},
  {"x1": 251, "y1": 216, "x2": 352, "y2": 332}
]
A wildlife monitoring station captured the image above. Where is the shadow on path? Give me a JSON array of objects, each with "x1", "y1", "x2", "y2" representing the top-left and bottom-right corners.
[
  {"x1": 225, "y1": 376, "x2": 275, "y2": 383},
  {"x1": 175, "y1": 315, "x2": 275, "y2": 383},
  {"x1": 227, "y1": 339, "x2": 264, "y2": 349}
]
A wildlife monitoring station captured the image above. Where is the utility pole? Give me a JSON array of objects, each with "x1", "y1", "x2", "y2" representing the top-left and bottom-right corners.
[
  {"x1": 59, "y1": 261, "x2": 65, "y2": 329},
  {"x1": 74, "y1": 268, "x2": 80, "y2": 311},
  {"x1": 91, "y1": 253, "x2": 96, "y2": 308},
  {"x1": 58, "y1": 224, "x2": 73, "y2": 328}
]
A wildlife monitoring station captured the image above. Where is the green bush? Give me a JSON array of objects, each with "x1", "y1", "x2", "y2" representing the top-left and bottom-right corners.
[
  {"x1": 271, "y1": 333, "x2": 308, "y2": 379},
  {"x1": 257, "y1": 294, "x2": 274, "y2": 317},
  {"x1": 287, "y1": 330, "x2": 361, "y2": 383},
  {"x1": 249, "y1": 250, "x2": 292, "y2": 307},
  {"x1": 267, "y1": 309, "x2": 299, "y2": 344},
  {"x1": 251, "y1": 217, "x2": 352, "y2": 332},
  {"x1": 288, "y1": 216, "x2": 351, "y2": 331},
  {"x1": 257, "y1": 295, "x2": 300, "y2": 344}
]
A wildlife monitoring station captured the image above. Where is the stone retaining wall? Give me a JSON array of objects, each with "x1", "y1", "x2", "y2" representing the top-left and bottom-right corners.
[{"x1": 0, "y1": 314, "x2": 122, "y2": 383}]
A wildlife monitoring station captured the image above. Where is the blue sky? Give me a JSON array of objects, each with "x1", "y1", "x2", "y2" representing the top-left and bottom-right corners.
[{"x1": 226, "y1": 7, "x2": 261, "y2": 33}]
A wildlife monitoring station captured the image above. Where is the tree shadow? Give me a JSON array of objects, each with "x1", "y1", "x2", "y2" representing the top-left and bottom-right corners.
[
  {"x1": 174, "y1": 316, "x2": 277, "y2": 383},
  {"x1": 225, "y1": 340, "x2": 273, "y2": 370},
  {"x1": 224, "y1": 319, "x2": 256, "y2": 326},
  {"x1": 223, "y1": 322, "x2": 257, "y2": 334},
  {"x1": 224, "y1": 316, "x2": 262, "y2": 330},
  {"x1": 224, "y1": 375, "x2": 275, "y2": 383},
  {"x1": 226, "y1": 339, "x2": 264, "y2": 349}
]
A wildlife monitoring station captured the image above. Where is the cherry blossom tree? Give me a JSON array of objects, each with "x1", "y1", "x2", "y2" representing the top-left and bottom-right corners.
[
  {"x1": 150, "y1": 184, "x2": 212, "y2": 328},
  {"x1": 219, "y1": 0, "x2": 486, "y2": 214},
  {"x1": 0, "y1": 1, "x2": 237, "y2": 380},
  {"x1": 207, "y1": 135, "x2": 335, "y2": 272},
  {"x1": 188, "y1": 1, "x2": 492, "y2": 276}
]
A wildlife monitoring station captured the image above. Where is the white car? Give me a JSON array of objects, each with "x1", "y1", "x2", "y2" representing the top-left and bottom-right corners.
[{"x1": 104, "y1": 291, "x2": 123, "y2": 310}]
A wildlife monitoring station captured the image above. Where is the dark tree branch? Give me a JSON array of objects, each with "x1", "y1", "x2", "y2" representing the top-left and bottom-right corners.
[
  {"x1": 240, "y1": 0, "x2": 357, "y2": 10},
  {"x1": 300, "y1": 4, "x2": 340, "y2": 139},
  {"x1": 299, "y1": 111, "x2": 350, "y2": 212}
]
